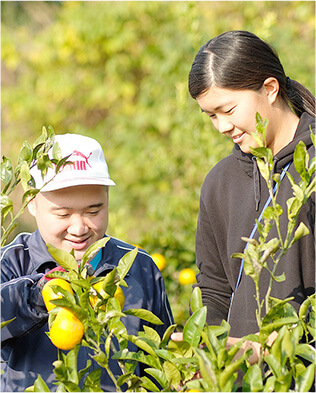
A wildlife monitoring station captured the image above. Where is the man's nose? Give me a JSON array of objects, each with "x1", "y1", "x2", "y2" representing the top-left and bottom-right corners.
[{"x1": 68, "y1": 215, "x2": 88, "y2": 236}]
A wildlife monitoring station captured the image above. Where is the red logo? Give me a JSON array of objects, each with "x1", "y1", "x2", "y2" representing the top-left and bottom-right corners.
[{"x1": 72, "y1": 151, "x2": 92, "y2": 168}]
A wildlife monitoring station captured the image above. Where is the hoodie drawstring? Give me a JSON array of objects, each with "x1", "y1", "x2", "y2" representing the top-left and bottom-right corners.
[{"x1": 252, "y1": 157, "x2": 261, "y2": 211}]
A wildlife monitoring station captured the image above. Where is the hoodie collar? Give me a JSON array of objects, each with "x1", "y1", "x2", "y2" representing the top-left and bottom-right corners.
[{"x1": 232, "y1": 112, "x2": 315, "y2": 211}]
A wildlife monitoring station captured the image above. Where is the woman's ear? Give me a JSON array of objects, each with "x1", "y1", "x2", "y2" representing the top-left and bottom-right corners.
[{"x1": 263, "y1": 77, "x2": 279, "y2": 105}]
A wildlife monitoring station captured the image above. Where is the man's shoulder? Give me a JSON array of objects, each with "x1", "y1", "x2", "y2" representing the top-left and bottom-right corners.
[
  {"x1": 107, "y1": 236, "x2": 152, "y2": 261},
  {"x1": 1, "y1": 232, "x2": 32, "y2": 260}
]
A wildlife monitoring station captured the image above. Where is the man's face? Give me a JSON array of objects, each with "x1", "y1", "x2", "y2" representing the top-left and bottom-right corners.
[{"x1": 29, "y1": 185, "x2": 109, "y2": 261}]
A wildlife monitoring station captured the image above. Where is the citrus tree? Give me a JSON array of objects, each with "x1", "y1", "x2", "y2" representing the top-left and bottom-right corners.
[{"x1": 4, "y1": 117, "x2": 311, "y2": 392}]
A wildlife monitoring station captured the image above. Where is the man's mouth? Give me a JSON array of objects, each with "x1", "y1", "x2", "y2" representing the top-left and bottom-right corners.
[{"x1": 65, "y1": 237, "x2": 90, "y2": 250}]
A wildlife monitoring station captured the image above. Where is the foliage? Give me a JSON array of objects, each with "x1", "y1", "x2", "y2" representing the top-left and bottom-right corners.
[
  {"x1": 1, "y1": 1, "x2": 315, "y2": 325},
  {"x1": 25, "y1": 117, "x2": 315, "y2": 392},
  {"x1": 0, "y1": 126, "x2": 71, "y2": 246}
]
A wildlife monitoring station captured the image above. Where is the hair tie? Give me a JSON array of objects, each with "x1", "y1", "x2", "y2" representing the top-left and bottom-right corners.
[{"x1": 286, "y1": 76, "x2": 291, "y2": 90}]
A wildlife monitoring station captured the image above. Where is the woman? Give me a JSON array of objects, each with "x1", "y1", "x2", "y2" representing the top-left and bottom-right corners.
[{"x1": 181, "y1": 31, "x2": 315, "y2": 344}]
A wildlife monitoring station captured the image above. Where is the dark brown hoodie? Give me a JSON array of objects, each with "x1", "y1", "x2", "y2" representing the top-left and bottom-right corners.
[{"x1": 195, "y1": 112, "x2": 315, "y2": 336}]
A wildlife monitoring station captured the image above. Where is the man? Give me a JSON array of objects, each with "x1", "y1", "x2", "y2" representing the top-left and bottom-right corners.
[{"x1": 1, "y1": 133, "x2": 173, "y2": 391}]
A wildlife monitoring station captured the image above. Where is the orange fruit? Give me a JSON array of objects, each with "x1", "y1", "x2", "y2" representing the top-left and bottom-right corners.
[
  {"x1": 42, "y1": 278, "x2": 73, "y2": 312},
  {"x1": 90, "y1": 279, "x2": 125, "y2": 310},
  {"x1": 151, "y1": 253, "x2": 166, "y2": 271},
  {"x1": 179, "y1": 268, "x2": 196, "y2": 285},
  {"x1": 49, "y1": 308, "x2": 84, "y2": 350}
]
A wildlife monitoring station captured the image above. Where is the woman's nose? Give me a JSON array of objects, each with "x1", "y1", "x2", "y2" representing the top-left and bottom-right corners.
[{"x1": 217, "y1": 117, "x2": 234, "y2": 134}]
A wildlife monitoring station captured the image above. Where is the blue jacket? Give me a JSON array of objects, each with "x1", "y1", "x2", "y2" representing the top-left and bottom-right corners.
[{"x1": 1, "y1": 230, "x2": 174, "y2": 391}]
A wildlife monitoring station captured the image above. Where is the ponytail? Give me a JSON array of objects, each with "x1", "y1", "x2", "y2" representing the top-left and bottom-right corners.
[{"x1": 285, "y1": 78, "x2": 316, "y2": 117}]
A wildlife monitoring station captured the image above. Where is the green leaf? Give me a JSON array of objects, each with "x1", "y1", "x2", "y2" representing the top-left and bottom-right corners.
[
  {"x1": 162, "y1": 360, "x2": 181, "y2": 388},
  {"x1": 190, "y1": 286, "x2": 203, "y2": 313},
  {"x1": 32, "y1": 375, "x2": 50, "y2": 392},
  {"x1": 243, "y1": 364, "x2": 263, "y2": 392},
  {"x1": 295, "y1": 344, "x2": 316, "y2": 363},
  {"x1": 82, "y1": 369, "x2": 102, "y2": 392},
  {"x1": 20, "y1": 161, "x2": 31, "y2": 191},
  {"x1": 1, "y1": 194, "x2": 13, "y2": 223},
  {"x1": 47, "y1": 244, "x2": 78, "y2": 272},
  {"x1": 80, "y1": 237, "x2": 110, "y2": 270},
  {"x1": 160, "y1": 323, "x2": 177, "y2": 348},
  {"x1": 52, "y1": 141, "x2": 62, "y2": 161},
  {"x1": 144, "y1": 368, "x2": 168, "y2": 389},
  {"x1": 116, "y1": 246, "x2": 138, "y2": 282},
  {"x1": 121, "y1": 333, "x2": 158, "y2": 357},
  {"x1": 124, "y1": 308, "x2": 163, "y2": 325},
  {"x1": 1, "y1": 156, "x2": 13, "y2": 190},
  {"x1": 18, "y1": 141, "x2": 33, "y2": 164},
  {"x1": 294, "y1": 141, "x2": 308, "y2": 180},
  {"x1": 183, "y1": 306, "x2": 206, "y2": 347},
  {"x1": 138, "y1": 376, "x2": 161, "y2": 392},
  {"x1": 22, "y1": 189, "x2": 39, "y2": 206},
  {"x1": 292, "y1": 222, "x2": 309, "y2": 243},
  {"x1": 0, "y1": 317, "x2": 16, "y2": 329},
  {"x1": 112, "y1": 348, "x2": 161, "y2": 369},
  {"x1": 194, "y1": 347, "x2": 218, "y2": 391},
  {"x1": 142, "y1": 325, "x2": 161, "y2": 344},
  {"x1": 295, "y1": 362, "x2": 315, "y2": 392}
]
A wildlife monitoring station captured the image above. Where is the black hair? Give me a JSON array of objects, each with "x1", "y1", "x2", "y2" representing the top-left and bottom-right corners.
[{"x1": 188, "y1": 31, "x2": 315, "y2": 117}]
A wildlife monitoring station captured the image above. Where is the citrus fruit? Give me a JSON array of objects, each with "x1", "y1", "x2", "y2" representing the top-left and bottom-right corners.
[
  {"x1": 89, "y1": 279, "x2": 125, "y2": 310},
  {"x1": 151, "y1": 253, "x2": 166, "y2": 271},
  {"x1": 179, "y1": 268, "x2": 196, "y2": 285},
  {"x1": 42, "y1": 278, "x2": 73, "y2": 312},
  {"x1": 49, "y1": 307, "x2": 84, "y2": 350}
]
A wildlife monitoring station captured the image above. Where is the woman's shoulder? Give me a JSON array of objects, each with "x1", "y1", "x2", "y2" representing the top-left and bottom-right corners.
[{"x1": 203, "y1": 153, "x2": 237, "y2": 185}]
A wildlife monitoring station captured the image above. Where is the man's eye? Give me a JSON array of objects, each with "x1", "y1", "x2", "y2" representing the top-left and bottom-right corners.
[{"x1": 88, "y1": 211, "x2": 99, "y2": 216}]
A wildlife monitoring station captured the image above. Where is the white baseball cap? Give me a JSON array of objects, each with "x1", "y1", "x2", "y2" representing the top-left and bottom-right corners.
[{"x1": 30, "y1": 133, "x2": 116, "y2": 192}]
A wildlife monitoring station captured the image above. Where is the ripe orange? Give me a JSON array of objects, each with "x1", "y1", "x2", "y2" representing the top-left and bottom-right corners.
[
  {"x1": 179, "y1": 268, "x2": 196, "y2": 285},
  {"x1": 42, "y1": 278, "x2": 73, "y2": 312},
  {"x1": 151, "y1": 253, "x2": 166, "y2": 271},
  {"x1": 90, "y1": 279, "x2": 125, "y2": 310},
  {"x1": 49, "y1": 308, "x2": 84, "y2": 350}
]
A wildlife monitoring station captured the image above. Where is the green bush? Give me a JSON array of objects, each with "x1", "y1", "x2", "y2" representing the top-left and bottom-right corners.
[{"x1": 2, "y1": 1, "x2": 315, "y2": 326}]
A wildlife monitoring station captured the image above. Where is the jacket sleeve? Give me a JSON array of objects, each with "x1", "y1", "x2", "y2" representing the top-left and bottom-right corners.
[
  {"x1": 150, "y1": 273, "x2": 174, "y2": 337},
  {"x1": 195, "y1": 197, "x2": 233, "y2": 326},
  {"x1": 1, "y1": 263, "x2": 48, "y2": 346}
]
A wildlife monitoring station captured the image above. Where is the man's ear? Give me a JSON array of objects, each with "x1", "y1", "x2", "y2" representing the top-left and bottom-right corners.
[
  {"x1": 27, "y1": 198, "x2": 36, "y2": 217},
  {"x1": 263, "y1": 77, "x2": 279, "y2": 105}
]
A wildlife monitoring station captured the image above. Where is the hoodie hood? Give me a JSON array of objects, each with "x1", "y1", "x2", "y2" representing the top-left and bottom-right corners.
[{"x1": 232, "y1": 112, "x2": 315, "y2": 210}]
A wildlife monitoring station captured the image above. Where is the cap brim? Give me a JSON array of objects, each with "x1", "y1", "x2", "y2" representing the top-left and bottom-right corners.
[{"x1": 40, "y1": 178, "x2": 116, "y2": 192}]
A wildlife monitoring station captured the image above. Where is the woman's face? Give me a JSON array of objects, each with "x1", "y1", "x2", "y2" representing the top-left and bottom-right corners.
[{"x1": 196, "y1": 84, "x2": 275, "y2": 154}]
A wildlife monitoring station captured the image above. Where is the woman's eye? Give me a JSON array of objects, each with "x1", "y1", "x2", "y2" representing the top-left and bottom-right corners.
[{"x1": 225, "y1": 106, "x2": 235, "y2": 114}]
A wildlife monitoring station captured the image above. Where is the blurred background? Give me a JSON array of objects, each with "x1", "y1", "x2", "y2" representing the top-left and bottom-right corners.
[{"x1": 2, "y1": 1, "x2": 315, "y2": 327}]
